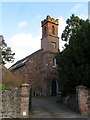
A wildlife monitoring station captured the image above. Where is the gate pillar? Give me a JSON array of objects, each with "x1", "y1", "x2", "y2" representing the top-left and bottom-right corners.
[
  {"x1": 87, "y1": 92, "x2": 90, "y2": 116},
  {"x1": 21, "y1": 83, "x2": 30, "y2": 117},
  {"x1": 76, "y1": 85, "x2": 88, "y2": 116}
]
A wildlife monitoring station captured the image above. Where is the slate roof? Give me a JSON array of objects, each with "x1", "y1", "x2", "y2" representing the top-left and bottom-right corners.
[{"x1": 10, "y1": 49, "x2": 43, "y2": 71}]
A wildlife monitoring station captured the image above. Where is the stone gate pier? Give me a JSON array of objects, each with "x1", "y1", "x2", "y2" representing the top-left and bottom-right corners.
[
  {"x1": 76, "y1": 85, "x2": 90, "y2": 116},
  {"x1": 21, "y1": 83, "x2": 31, "y2": 118}
]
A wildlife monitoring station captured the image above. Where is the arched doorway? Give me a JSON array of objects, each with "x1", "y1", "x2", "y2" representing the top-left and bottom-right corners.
[{"x1": 51, "y1": 79, "x2": 58, "y2": 96}]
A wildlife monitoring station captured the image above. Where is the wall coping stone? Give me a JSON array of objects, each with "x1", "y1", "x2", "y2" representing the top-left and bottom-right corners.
[
  {"x1": 76, "y1": 85, "x2": 87, "y2": 90},
  {"x1": 21, "y1": 83, "x2": 30, "y2": 87}
]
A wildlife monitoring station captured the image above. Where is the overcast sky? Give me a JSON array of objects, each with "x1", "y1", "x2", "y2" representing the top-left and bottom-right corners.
[{"x1": 0, "y1": 1, "x2": 88, "y2": 68}]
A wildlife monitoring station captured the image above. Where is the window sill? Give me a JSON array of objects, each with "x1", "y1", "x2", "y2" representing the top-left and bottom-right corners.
[{"x1": 52, "y1": 66, "x2": 56, "y2": 68}]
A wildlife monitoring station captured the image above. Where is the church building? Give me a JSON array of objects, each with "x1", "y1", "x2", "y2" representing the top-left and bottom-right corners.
[{"x1": 10, "y1": 16, "x2": 60, "y2": 96}]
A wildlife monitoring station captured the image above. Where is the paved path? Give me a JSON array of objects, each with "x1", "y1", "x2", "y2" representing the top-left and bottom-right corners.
[{"x1": 30, "y1": 96, "x2": 87, "y2": 118}]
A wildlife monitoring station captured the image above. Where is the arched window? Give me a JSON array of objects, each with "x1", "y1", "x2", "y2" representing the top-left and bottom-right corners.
[
  {"x1": 44, "y1": 26, "x2": 46, "y2": 35},
  {"x1": 51, "y1": 42, "x2": 56, "y2": 48},
  {"x1": 53, "y1": 58, "x2": 56, "y2": 67},
  {"x1": 52, "y1": 26, "x2": 55, "y2": 35}
]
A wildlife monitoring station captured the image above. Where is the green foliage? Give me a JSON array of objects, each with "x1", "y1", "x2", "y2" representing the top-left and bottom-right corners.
[
  {"x1": 0, "y1": 84, "x2": 7, "y2": 90},
  {"x1": 0, "y1": 35, "x2": 15, "y2": 65},
  {"x1": 56, "y1": 15, "x2": 90, "y2": 94},
  {"x1": 61, "y1": 14, "x2": 81, "y2": 42}
]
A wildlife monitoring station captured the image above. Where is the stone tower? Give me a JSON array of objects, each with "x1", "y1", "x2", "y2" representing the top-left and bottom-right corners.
[{"x1": 41, "y1": 15, "x2": 59, "y2": 96}]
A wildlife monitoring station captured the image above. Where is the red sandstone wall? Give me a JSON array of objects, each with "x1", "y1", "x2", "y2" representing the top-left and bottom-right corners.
[
  {"x1": 41, "y1": 52, "x2": 59, "y2": 95},
  {"x1": 11, "y1": 49, "x2": 59, "y2": 96},
  {"x1": 41, "y1": 36, "x2": 59, "y2": 53},
  {"x1": 26, "y1": 50, "x2": 43, "y2": 95},
  {"x1": 42, "y1": 22, "x2": 58, "y2": 38},
  {"x1": 12, "y1": 65, "x2": 29, "y2": 84},
  {"x1": 11, "y1": 16, "x2": 60, "y2": 96},
  {"x1": 12, "y1": 50, "x2": 43, "y2": 95}
]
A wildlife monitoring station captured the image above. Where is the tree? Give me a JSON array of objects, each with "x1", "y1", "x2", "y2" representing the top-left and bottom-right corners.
[
  {"x1": 61, "y1": 14, "x2": 81, "y2": 42},
  {"x1": 0, "y1": 35, "x2": 15, "y2": 65},
  {"x1": 56, "y1": 15, "x2": 90, "y2": 94}
]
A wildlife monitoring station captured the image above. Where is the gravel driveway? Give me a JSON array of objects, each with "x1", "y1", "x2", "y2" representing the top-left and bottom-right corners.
[{"x1": 30, "y1": 96, "x2": 88, "y2": 118}]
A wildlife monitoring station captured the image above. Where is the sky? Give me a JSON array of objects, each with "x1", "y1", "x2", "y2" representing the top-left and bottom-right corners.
[{"x1": 0, "y1": 1, "x2": 89, "y2": 68}]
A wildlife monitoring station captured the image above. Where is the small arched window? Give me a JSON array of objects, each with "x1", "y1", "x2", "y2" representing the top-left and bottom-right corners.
[
  {"x1": 52, "y1": 26, "x2": 55, "y2": 35},
  {"x1": 51, "y1": 42, "x2": 56, "y2": 48},
  {"x1": 53, "y1": 58, "x2": 56, "y2": 67},
  {"x1": 44, "y1": 26, "x2": 46, "y2": 35}
]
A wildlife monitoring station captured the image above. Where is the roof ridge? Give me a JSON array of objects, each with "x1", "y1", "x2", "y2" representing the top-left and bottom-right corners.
[{"x1": 9, "y1": 49, "x2": 43, "y2": 70}]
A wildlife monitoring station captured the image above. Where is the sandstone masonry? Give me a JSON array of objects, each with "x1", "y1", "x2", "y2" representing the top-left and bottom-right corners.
[
  {"x1": 1, "y1": 87, "x2": 21, "y2": 118},
  {"x1": 10, "y1": 16, "x2": 60, "y2": 96}
]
